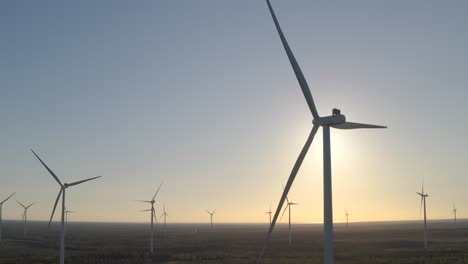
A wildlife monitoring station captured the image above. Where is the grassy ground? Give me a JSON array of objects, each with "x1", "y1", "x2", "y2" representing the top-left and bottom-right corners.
[{"x1": 0, "y1": 220, "x2": 467, "y2": 263}]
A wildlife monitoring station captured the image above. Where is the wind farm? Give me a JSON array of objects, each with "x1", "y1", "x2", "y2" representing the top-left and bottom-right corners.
[{"x1": 1, "y1": 0, "x2": 468, "y2": 263}]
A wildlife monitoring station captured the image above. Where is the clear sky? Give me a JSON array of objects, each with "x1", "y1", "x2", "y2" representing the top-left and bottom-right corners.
[{"x1": 1, "y1": 1, "x2": 467, "y2": 224}]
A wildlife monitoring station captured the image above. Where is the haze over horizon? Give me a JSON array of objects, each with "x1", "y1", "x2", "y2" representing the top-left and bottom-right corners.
[{"x1": 1, "y1": 1, "x2": 467, "y2": 224}]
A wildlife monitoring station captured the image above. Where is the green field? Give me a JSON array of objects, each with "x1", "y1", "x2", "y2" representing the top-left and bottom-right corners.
[{"x1": 0, "y1": 220, "x2": 467, "y2": 263}]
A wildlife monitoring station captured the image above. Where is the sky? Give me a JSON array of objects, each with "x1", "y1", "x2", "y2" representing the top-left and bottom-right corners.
[{"x1": 1, "y1": 0, "x2": 467, "y2": 224}]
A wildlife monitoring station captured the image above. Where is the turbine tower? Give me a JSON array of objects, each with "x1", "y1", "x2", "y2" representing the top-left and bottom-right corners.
[
  {"x1": 16, "y1": 201, "x2": 35, "y2": 237},
  {"x1": 345, "y1": 209, "x2": 349, "y2": 229},
  {"x1": 416, "y1": 183, "x2": 429, "y2": 249},
  {"x1": 257, "y1": 1, "x2": 386, "y2": 263},
  {"x1": 452, "y1": 203, "x2": 457, "y2": 225},
  {"x1": 0, "y1": 192, "x2": 15, "y2": 241},
  {"x1": 138, "y1": 182, "x2": 163, "y2": 254},
  {"x1": 207, "y1": 210, "x2": 216, "y2": 229},
  {"x1": 265, "y1": 204, "x2": 272, "y2": 226},
  {"x1": 279, "y1": 196, "x2": 298, "y2": 246},
  {"x1": 31, "y1": 149, "x2": 102, "y2": 264}
]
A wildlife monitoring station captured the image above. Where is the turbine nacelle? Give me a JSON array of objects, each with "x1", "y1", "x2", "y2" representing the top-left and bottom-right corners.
[{"x1": 314, "y1": 110, "x2": 346, "y2": 126}]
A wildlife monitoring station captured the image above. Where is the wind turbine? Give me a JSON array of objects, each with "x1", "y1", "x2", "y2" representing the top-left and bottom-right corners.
[
  {"x1": 416, "y1": 182, "x2": 429, "y2": 249},
  {"x1": 345, "y1": 209, "x2": 349, "y2": 229},
  {"x1": 138, "y1": 182, "x2": 163, "y2": 254},
  {"x1": 207, "y1": 210, "x2": 216, "y2": 229},
  {"x1": 265, "y1": 204, "x2": 272, "y2": 226},
  {"x1": 65, "y1": 209, "x2": 74, "y2": 225},
  {"x1": 160, "y1": 204, "x2": 168, "y2": 237},
  {"x1": 257, "y1": 1, "x2": 386, "y2": 263},
  {"x1": 31, "y1": 149, "x2": 102, "y2": 264},
  {"x1": 16, "y1": 201, "x2": 35, "y2": 237},
  {"x1": 452, "y1": 203, "x2": 457, "y2": 225},
  {"x1": 0, "y1": 192, "x2": 15, "y2": 241},
  {"x1": 279, "y1": 196, "x2": 298, "y2": 246}
]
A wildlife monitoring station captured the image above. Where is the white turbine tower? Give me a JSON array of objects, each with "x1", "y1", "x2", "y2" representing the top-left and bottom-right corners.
[
  {"x1": 207, "y1": 210, "x2": 216, "y2": 229},
  {"x1": 0, "y1": 192, "x2": 15, "y2": 241},
  {"x1": 279, "y1": 196, "x2": 298, "y2": 246},
  {"x1": 138, "y1": 182, "x2": 163, "y2": 254},
  {"x1": 31, "y1": 149, "x2": 102, "y2": 264},
  {"x1": 452, "y1": 203, "x2": 457, "y2": 225},
  {"x1": 345, "y1": 209, "x2": 349, "y2": 229},
  {"x1": 16, "y1": 201, "x2": 35, "y2": 237},
  {"x1": 257, "y1": 1, "x2": 386, "y2": 263},
  {"x1": 416, "y1": 183, "x2": 429, "y2": 249},
  {"x1": 265, "y1": 204, "x2": 272, "y2": 226}
]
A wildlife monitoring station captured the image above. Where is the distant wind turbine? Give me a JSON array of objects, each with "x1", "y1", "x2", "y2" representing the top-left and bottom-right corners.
[
  {"x1": 279, "y1": 196, "x2": 298, "y2": 246},
  {"x1": 16, "y1": 201, "x2": 35, "y2": 237},
  {"x1": 0, "y1": 192, "x2": 15, "y2": 241},
  {"x1": 452, "y1": 203, "x2": 457, "y2": 225},
  {"x1": 265, "y1": 203, "x2": 272, "y2": 226},
  {"x1": 416, "y1": 182, "x2": 429, "y2": 249},
  {"x1": 31, "y1": 149, "x2": 102, "y2": 264},
  {"x1": 160, "y1": 204, "x2": 168, "y2": 237},
  {"x1": 257, "y1": 1, "x2": 386, "y2": 263},
  {"x1": 207, "y1": 210, "x2": 216, "y2": 229},
  {"x1": 138, "y1": 182, "x2": 163, "y2": 254},
  {"x1": 65, "y1": 209, "x2": 74, "y2": 225},
  {"x1": 345, "y1": 209, "x2": 349, "y2": 229}
]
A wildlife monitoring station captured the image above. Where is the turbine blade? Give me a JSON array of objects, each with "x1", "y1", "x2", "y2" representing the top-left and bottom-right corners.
[
  {"x1": 152, "y1": 181, "x2": 164, "y2": 201},
  {"x1": 67, "y1": 176, "x2": 102, "y2": 187},
  {"x1": 332, "y1": 122, "x2": 387, "y2": 130},
  {"x1": 279, "y1": 204, "x2": 289, "y2": 222},
  {"x1": 136, "y1": 200, "x2": 152, "y2": 203},
  {"x1": 265, "y1": 0, "x2": 320, "y2": 119},
  {"x1": 212, "y1": 209, "x2": 216, "y2": 215},
  {"x1": 16, "y1": 200, "x2": 26, "y2": 208},
  {"x1": 256, "y1": 125, "x2": 319, "y2": 263},
  {"x1": 31, "y1": 149, "x2": 62, "y2": 186},
  {"x1": 49, "y1": 189, "x2": 63, "y2": 226},
  {"x1": 140, "y1": 209, "x2": 151, "y2": 212},
  {"x1": 26, "y1": 202, "x2": 35, "y2": 209},
  {"x1": 1, "y1": 192, "x2": 15, "y2": 204}
]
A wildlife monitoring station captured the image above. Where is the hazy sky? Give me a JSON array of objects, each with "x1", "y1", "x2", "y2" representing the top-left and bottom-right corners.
[{"x1": 1, "y1": 1, "x2": 467, "y2": 224}]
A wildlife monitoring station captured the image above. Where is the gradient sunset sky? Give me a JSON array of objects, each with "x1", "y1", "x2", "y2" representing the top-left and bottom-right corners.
[{"x1": 1, "y1": 1, "x2": 467, "y2": 223}]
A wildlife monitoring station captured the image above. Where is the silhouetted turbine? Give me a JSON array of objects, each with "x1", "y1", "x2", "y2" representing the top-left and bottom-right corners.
[
  {"x1": 138, "y1": 182, "x2": 163, "y2": 254},
  {"x1": 207, "y1": 210, "x2": 216, "y2": 229},
  {"x1": 416, "y1": 182, "x2": 429, "y2": 249},
  {"x1": 16, "y1": 200, "x2": 35, "y2": 237},
  {"x1": 31, "y1": 149, "x2": 101, "y2": 264},
  {"x1": 0, "y1": 192, "x2": 15, "y2": 241},
  {"x1": 257, "y1": 1, "x2": 386, "y2": 263}
]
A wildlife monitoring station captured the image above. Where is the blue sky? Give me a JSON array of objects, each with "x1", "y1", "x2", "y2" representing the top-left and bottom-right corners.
[{"x1": 1, "y1": 1, "x2": 467, "y2": 223}]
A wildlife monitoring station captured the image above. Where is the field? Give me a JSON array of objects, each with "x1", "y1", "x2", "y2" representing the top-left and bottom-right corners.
[{"x1": 0, "y1": 220, "x2": 467, "y2": 264}]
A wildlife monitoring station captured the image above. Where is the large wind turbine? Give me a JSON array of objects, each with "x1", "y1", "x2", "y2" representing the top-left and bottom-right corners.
[
  {"x1": 279, "y1": 196, "x2": 298, "y2": 246},
  {"x1": 31, "y1": 149, "x2": 102, "y2": 264},
  {"x1": 452, "y1": 203, "x2": 457, "y2": 225},
  {"x1": 265, "y1": 204, "x2": 272, "y2": 226},
  {"x1": 258, "y1": 1, "x2": 386, "y2": 263},
  {"x1": 416, "y1": 183, "x2": 429, "y2": 249},
  {"x1": 207, "y1": 210, "x2": 216, "y2": 229},
  {"x1": 0, "y1": 192, "x2": 15, "y2": 241},
  {"x1": 138, "y1": 182, "x2": 163, "y2": 254},
  {"x1": 16, "y1": 201, "x2": 35, "y2": 236}
]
